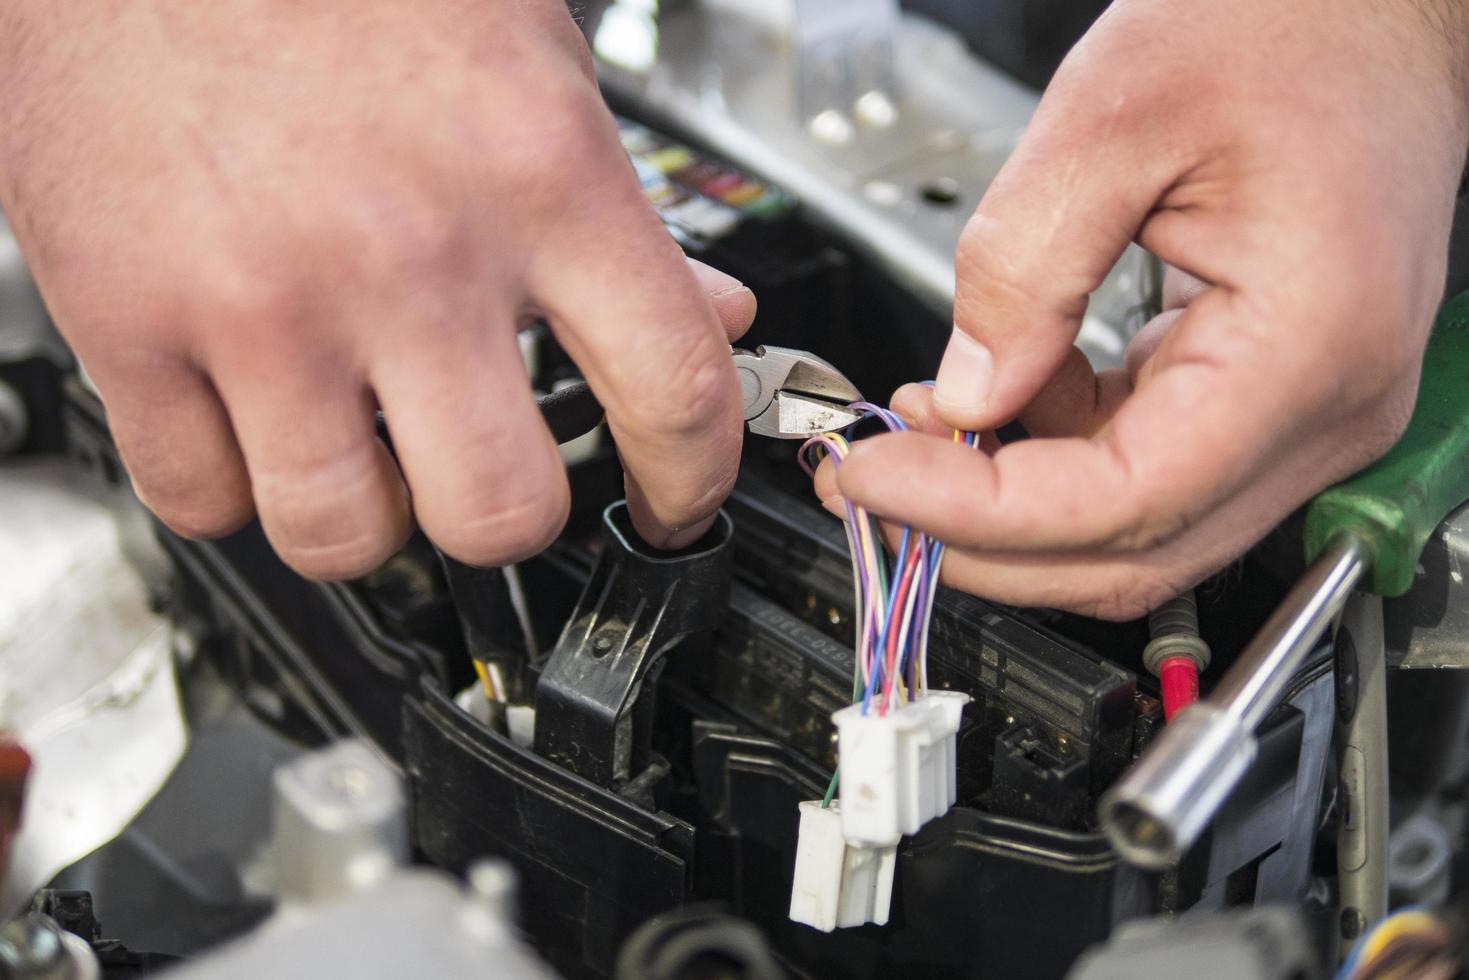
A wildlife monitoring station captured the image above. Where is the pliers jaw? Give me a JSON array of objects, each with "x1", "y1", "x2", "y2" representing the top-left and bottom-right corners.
[{"x1": 733, "y1": 345, "x2": 864, "y2": 439}]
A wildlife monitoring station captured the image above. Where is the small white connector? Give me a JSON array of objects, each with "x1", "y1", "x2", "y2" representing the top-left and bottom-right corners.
[
  {"x1": 926, "y1": 691, "x2": 969, "y2": 811},
  {"x1": 789, "y1": 800, "x2": 896, "y2": 932},
  {"x1": 833, "y1": 691, "x2": 970, "y2": 846},
  {"x1": 789, "y1": 692, "x2": 969, "y2": 930}
]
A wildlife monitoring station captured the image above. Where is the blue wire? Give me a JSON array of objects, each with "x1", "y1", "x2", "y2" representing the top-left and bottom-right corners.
[
  {"x1": 1334, "y1": 905, "x2": 1430, "y2": 980},
  {"x1": 849, "y1": 386, "x2": 980, "y2": 716}
]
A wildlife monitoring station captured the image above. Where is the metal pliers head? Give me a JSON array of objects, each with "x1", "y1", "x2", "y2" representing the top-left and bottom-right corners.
[{"x1": 733, "y1": 346, "x2": 864, "y2": 439}]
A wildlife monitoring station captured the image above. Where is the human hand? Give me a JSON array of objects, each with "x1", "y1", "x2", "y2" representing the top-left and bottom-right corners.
[
  {"x1": 816, "y1": 0, "x2": 1469, "y2": 619},
  {"x1": 0, "y1": 1, "x2": 753, "y2": 579}
]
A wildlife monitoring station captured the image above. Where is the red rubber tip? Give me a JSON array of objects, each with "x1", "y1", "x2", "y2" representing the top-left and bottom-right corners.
[{"x1": 1159, "y1": 655, "x2": 1200, "y2": 723}]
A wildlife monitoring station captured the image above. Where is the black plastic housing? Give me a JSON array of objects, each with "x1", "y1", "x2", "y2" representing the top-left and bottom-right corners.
[{"x1": 535, "y1": 502, "x2": 733, "y2": 787}]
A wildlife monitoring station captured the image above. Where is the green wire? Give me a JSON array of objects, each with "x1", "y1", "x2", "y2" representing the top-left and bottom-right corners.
[
  {"x1": 825, "y1": 502, "x2": 886, "y2": 811},
  {"x1": 868, "y1": 514, "x2": 889, "y2": 597},
  {"x1": 821, "y1": 767, "x2": 840, "y2": 808}
]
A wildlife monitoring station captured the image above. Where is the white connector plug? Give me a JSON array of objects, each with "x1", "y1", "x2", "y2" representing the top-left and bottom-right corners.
[
  {"x1": 833, "y1": 691, "x2": 970, "y2": 846},
  {"x1": 788, "y1": 800, "x2": 896, "y2": 932},
  {"x1": 788, "y1": 691, "x2": 969, "y2": 930}
]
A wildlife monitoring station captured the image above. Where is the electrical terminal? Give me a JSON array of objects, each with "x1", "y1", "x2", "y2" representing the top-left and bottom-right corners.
[
  {"x1": 833, "y1": 692, "x2": 969, "y2": 847},
  {"x1": 788, "y1": 800, "x2": 897, "y2": 932}
]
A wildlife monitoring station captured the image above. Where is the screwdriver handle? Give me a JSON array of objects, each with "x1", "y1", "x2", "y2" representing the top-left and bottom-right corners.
[{"x1": 1305, "y1": 291, "x2": 1469, "y2": 596}]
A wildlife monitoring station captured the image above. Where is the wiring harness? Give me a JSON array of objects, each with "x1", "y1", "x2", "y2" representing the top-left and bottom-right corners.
[
  {"x1": 1336, "y1": 906, "x2": 1458, "y2": 980},
  {"x1": 789, "y1": 399, "x2": 979, "y2": 932}
]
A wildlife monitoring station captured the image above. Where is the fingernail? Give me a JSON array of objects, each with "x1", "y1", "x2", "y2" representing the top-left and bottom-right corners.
[
  {"x1": 932, "y1": 327, "x2": 994, "y2": 420},
  {"x1": 818, "y1": 494, "x2": 848, "y2": 518},
  {"x1": 687, "y1": 257, "x2": 747, "y2": 298}
]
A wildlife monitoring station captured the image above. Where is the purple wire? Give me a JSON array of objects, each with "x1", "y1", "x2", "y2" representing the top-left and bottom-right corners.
[
  {"x1": 898, "y1": 533, "x2": 936, "y2": 692},
  {"x1": 849, "y1": 401, "x2": 907, "y2": 433},
  {"x1": 801, "y1": 398, "x2": 980, "y2": 715}
]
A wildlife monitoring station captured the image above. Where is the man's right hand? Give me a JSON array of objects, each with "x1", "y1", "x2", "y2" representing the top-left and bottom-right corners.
[
  {"x1": 0, "y1": 0, "x2": 754, "y2": 578},
  {"x1": 818, "y1": 0, "x2": 1468, "y2": 619}
]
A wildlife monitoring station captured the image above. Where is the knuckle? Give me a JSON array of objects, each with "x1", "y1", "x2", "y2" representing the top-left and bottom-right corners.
[
  {"x1": 953, "y1": 212, "x2": 1086, "y2": 331},
  {"x1": 620, "y1": 341, "x2": 737, "y2": 439},
  {"x1": 490, "y1": 82, "x2": 630, "y2": 233},
  {"x1": 187, "y1": 274, "x2": 307, "y2": 357},
  {"x1": 504, "y1": 79, "x2": 612, "y2": 178},
  {"x1": 1042, "y1": 20, "x2": 1180, "y2": 138},
  {"x1": 197, "y1": 261, "x2": 300, "y2": 330}
]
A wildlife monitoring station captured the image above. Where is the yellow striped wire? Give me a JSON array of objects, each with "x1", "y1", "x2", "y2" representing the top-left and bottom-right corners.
[
  {"x1": 1352, "y1": 908, "x2": 1448, "y2": 978},
  {"x1": 471, "y1": 659, "x2": 496, "y2": 700}
]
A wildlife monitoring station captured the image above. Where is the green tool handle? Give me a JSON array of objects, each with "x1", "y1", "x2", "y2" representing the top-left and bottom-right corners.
[{"x1": 1305, "y1": 291, "x2": 1469, "y2": 596}]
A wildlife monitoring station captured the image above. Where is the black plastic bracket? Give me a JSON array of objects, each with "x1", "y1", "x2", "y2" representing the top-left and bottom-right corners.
[{"x1": 534, "y1": 501, "x2": 732, "y2": 787}]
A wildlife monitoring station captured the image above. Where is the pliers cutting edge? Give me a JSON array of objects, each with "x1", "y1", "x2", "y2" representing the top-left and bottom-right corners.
[
  {"x1": 539, "y1": 345, "x2": 864, "y2": 443},
  {"x1": 733, "y1": 345, "x2": 864, "y2": 438}
]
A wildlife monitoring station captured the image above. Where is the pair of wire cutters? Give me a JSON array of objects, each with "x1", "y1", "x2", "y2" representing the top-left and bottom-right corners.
[{"x1": 538, "y1": 345, "x2": 863, "y2": 443}]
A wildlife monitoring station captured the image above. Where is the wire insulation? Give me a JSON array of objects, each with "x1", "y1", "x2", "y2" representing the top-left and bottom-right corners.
[{"x1": 800, "y1": 402, "x2": 979, "y2": 750}]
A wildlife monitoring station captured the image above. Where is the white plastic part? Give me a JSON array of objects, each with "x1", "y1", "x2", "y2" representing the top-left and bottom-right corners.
[
  {"x1": 833, "y1": 692, "x2": 970, "y2": 846},
  {"x1": 505, "y1": 705, "x2": 537, "y2": 749},
  {"x1": 926, "y1": 690, "x2": 969, "y2": 809},
  {"x1": 1, "y1": 459, "x2": 186, "y2": 916},
  {"x1": 788, "y1": 801, "x2": 896, "y2": 932}
]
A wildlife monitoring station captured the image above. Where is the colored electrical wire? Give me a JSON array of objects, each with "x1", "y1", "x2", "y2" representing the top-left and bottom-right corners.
[
  {"x1": 471, "y1": 658, "x2": 507, "y2": 702},
  {"x1": 1336, "y1": 906, "x2": 1456, "y2": 980},
  {"x1": 799, "y1": 400, "x2": 980, "y2": 741},
  {"x1": 821, "y1": 768, "x2": 840, "y2": 808},
  {"x1": 472, "y1": 659, "x2": 496, "y2": 700}
]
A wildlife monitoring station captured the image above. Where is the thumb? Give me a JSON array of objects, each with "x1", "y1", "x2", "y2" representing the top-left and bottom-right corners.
[
  {"x1": 686, "y1": 257, "x2": 757, "y2": 343},
  {"x1": 933, "y1": 71, "x2": 1178, "y2": 431}
]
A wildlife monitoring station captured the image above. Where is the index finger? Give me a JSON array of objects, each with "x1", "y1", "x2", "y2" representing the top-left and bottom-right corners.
[{"x1": 529, "y1": 197, "x2": 745, "y2": 550}]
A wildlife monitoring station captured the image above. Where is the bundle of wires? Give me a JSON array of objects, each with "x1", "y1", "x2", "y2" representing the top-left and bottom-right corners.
[
  {"x1": 799, "y1": 398, "x2": 980, "y2": 804},
  {"x1": 1336, "y1": 906, "x2": 1458, "y2": 980}
]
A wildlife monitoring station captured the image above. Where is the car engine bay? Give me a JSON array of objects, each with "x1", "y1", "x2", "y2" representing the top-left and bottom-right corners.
[{"x1": 4, "y1": 3, "x2": 1469, "y2": 979}]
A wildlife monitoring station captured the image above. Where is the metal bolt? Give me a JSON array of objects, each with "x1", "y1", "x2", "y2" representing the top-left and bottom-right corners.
[
  {"x1": 0, "y1": 914, "x2": 65, "y2": 975},
  {"x1": 272, "y1": 739, "x2": 406, "y2": 905}
]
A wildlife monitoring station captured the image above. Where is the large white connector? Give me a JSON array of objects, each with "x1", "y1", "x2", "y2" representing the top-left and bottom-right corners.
[
  {"x1": 789, "y1": 800, "x2": 896, "y2": 932},
  {"x1": 833, "y1": 691, "x2": 970, "y2": 846}
]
